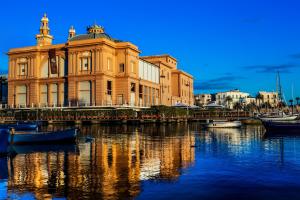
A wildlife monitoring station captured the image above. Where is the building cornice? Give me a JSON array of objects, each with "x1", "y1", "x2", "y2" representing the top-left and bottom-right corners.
[{"x1": 171, "y1": 69, "x2": 193, "y2": 79}]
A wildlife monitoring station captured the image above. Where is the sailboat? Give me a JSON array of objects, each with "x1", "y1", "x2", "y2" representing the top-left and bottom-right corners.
[{"x1": 258, "y1": 72, "x2": 298, "y2": 122}]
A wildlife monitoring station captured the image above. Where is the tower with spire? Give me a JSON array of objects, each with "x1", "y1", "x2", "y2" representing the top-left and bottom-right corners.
[
  {"x1": 36, "y1": 13, "x2": 53, "y2": 46},
  {"x1": 68, "y1": 25, "x2": 76, "y2": 39}
]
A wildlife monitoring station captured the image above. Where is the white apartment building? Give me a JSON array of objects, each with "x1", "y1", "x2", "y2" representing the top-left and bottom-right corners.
[{"x1": 216, "y1": 89, "x2": 250, "y2": 109}]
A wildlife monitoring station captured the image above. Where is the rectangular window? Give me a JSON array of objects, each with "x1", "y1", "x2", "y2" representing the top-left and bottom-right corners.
[
  {"x1": 16, "y1": 85, "x2": 27, "y2": 106},
  {"x1": 40, "y1": 84, "x2": 48, "y2": 106},
  {"x1": 81, "y1": 57, "x2": 89, "y2": 71},
  {"x1": 19, "y1": 63, "x2": 27, "y2": 76},
  {"x1": 131, "y1": 83, "x2": 136, "y2": 92},
  {"x1": 107, "y1": 81, "x2": 112, "y2": 95},
  {"x1": 119, "y1": 63, "x2": 125, "y2": 73},
  {"x1": 78, "y1": 81, "x2": 91, "y2": 106},
  {"x1": 51, "y1": 83, "x2": 58, "y2": 106},
  {"x1": 59, "y1": 57, "x2": 65, "y2": 77},
  {"x1": 139, "y1": 84, "x2": 143, "y2": 98}
]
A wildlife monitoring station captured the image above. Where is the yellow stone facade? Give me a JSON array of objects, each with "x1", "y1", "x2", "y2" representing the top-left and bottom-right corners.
[{"x1": 7, "y1": 14, "x2": 194, "y2": 107}]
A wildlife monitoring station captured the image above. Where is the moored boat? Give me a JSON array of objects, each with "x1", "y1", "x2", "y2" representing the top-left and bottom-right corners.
[
  {"x1": 8, "y1": 128, "x2": 78, "y2": 145},
  {"x1": 204, "y1": 120, "x2": 242, "y2": 128},
  {"x1": 262, "y1": 121, "x2": 300, "y2": 134}
]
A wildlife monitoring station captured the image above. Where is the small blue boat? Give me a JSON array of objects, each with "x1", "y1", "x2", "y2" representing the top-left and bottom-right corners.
[
  {"x1": 0, "y1": 128, "x2": 78, "y2": 155},
  {"x1": 8, "y1": 128, "x2": 78, "y2": 145},
  {"x1": 0, "y1": 122, "x2": 38, "y2": 131}
]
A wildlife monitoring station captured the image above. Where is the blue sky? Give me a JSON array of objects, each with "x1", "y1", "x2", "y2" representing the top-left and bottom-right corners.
[{"x1": 0, "y1": 0, "x2": 300, "y2": 100}]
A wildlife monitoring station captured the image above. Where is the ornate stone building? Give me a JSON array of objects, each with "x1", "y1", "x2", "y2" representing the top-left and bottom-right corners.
[{"x1": 7, "y1": 14, "x2": 193, "y2": 107}]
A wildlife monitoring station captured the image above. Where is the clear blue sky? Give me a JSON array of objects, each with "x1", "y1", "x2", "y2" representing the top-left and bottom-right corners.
[{"x1": 0, "y1": 0, "x2": 300, "y2": 100}]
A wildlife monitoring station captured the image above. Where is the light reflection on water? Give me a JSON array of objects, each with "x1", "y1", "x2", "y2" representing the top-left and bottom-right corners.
[{"x1": 0, "y1": 123, "x2": 300, "y2": 199}]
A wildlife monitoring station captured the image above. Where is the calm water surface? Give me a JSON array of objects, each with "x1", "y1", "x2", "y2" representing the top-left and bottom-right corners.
[{"x1": 0, "y1": 123, "x2": 300, "y2": 200}]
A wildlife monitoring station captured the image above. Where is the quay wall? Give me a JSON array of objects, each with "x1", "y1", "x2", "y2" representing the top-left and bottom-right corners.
[{"x1": 0, "y1": 106, "x2": 252, "y2": 124}]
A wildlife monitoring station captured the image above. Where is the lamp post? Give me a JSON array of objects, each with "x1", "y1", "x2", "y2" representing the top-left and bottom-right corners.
[
  {"x1": 185, "y1": 82, "x2": 191, "y2": 106},
  {"x1": 185, "y1": 82, "x2": 190, "y2": 119}
]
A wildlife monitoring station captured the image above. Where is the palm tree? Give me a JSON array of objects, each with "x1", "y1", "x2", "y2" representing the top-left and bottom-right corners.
[
  {"x1": 225, "y1": 96, "x2": 233, "y2": 109},
  {"x1": 233, "y1": 102, "x2": 242, "y2": 111},
  {"x1": 262, "y1": 102, "x2": 271, "y2": 111},
  {"x1": 296, "y1": 97, "x2": 300, "y2": 106},
  {"x1": 246, "y1": 102, "x2": 257, "y2": 112},
  {"x1": 255, "y1": 93, "x2": 263, "y2": 111}
]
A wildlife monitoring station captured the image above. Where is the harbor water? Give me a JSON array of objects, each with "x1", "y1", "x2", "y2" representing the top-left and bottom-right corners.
[{"x1": 0, "y1": 123, "x2": 300, "y2": 199}]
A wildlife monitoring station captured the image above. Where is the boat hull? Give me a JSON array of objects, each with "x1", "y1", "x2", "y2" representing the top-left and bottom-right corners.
[
  {"x1": 8, "y1": 129, "x2": 78, "y2": 145},
  {"x1": 263, "y1": 121, "x2": 300, "y2": 135},
  {"x1": 205, "y1": 121, "x2": 242, "y2": 128}
]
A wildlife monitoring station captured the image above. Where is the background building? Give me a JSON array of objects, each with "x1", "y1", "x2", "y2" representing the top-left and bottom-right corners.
[
  {"x1": 244, "y1": 96, "x2": 256, "y2": 105},
  {"x1": 194, "y1": 94, "x2": 211, "y2": 107},
  {"x1": 7, "y1": 14, "x2": 194, "y2": 108},
  {"x1": 216, "y1": 89, "x2": 250, "y2": 109},
  {"x1": 141, "y1": 55, "x2": 194, "y2": 106},
  {"x1": 257, "y1": 91, "x2": 278, "y2": 107}
]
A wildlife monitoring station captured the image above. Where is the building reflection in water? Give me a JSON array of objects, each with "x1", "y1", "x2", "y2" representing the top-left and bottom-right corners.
[{"x1": 5, "y1": 124, "x2": 195, "y2": 199}]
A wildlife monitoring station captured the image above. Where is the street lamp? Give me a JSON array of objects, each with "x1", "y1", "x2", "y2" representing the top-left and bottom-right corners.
[
  {"x1": 185, "y1": 82, "x2": 190, "y2": 106},
  {"x1": 185, "y1": 82, "x2": 190, "y2": 119}
]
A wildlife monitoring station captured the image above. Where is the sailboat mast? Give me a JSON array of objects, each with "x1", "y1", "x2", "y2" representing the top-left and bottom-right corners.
[{"x1": 276, "y1": 71, "x2": 283, "y2": 103}]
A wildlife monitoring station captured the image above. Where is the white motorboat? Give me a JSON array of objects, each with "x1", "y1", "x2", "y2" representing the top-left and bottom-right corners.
[{"x1": 204, "y1": 120, "x2": 242, "y2": 128}]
